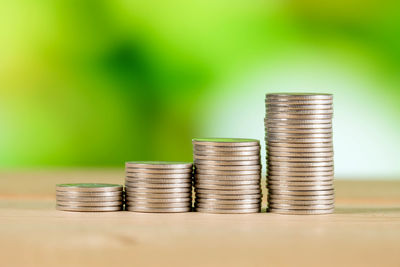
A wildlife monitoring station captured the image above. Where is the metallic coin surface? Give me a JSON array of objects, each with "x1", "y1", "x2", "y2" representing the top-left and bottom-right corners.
[
  {"x1": 267, "y1": 194, "x2": 334, "y2": 200},
  {"x1": 194, "y1": 179, "x2": 259, "y2": 185},
  {"x1": 194, "y1": 164, "x2": 261, "y2": 171},
  {"x1": 125, "y1": 197, "x2": 191, "y2": 203},
  {"x1": 267, "y1": 151, "x2": 334, "y2": 158},
  {"x1": 268, "y1": 198, "x2": 334, "y2": 205},
  {"x1": 126, "y1": 192, "x2": 191, "y2": 199},
  {"x1": 56, "y1": 191, "x2": 123, "y2": 197},
  {"x1": 267, "y1": 184, "x2": 333, "y2": 191},
  {"x1": 195, "y1": 193, "x2": 262, "y2": 200},
  {"x1": 193, "y1": 155, "x2": 260, "y2": 161},
  {"x1": 268, "y1": 137, "x2": 333, "y2": 143},
  {"x1": 56, "y1": 183, "x2": 123, "y2": 192},
  {"x1": 267, "y1": 142, "x2": 332, "y2": 148},
  {"x1": 125, "y1": 177, "x2": 192, "y2": 184},
  {"x1": 126, "y1": 168, "x2": 192, "y2": 174},
  {"x1": 125, "y1": 202, "x2": 191, "y2": 208},
  {"x1": 268, "y1": 208, "x2": 334, "y2": 215},
  {"x1": 56, "y1": 201, "x2": 123, "y2": 207},
  {"x1": 268, "y1": 161, "x2": 333, "y2": 167},
  {"x1": 194, "y1": 150, "x2": 260, "y2": 156},
  {"x1": 125, "y1": 187, "x2": 191, "y2": 193},
  {"x1": 195, "y1": 188, "x2": 262, "y2": 195},
  {"x1": 267, "y1": 175, "x2": 334, "y2": 182},
  {"x1": 268, "y1": 203, "x2": 334, "y2": 210},
  {"x1": 266, "y1": 128, "x2": 332, "y2": 134},
  {"x1": 192, "y1": 138, "x2": 260, "y2": 147},
  {"x1": 267, "y1": 180, "x2": 333, "y2": 186},
  {"x1": 56, "y1": 205, "x2": 122, "y2": 212},
  {"x1": 56, "y1": 195, "x2": 123, "y2": 202},
  {"x1": 195, "y1": 183, "x2": 260, "y2": 190},
  {"x1": 126, "y1": 173, "x2": 192, "y2": 179},
  {"x1": 195, "y1": 198, "x2": 261, "y2": 204},
  {"x1": 266, "y1": 122, "x2": 333, "y2": 129},
  {"x1": 268, "y1": 165, "x2": 334, "y2": 172},
  {"x1": 266, "y1": 93, "x2": 332, "y2": 100},
  {"x1": 196, "y1": 202, "x2": 261, "y2": 209},
  {"x1": 266, "y1": 118, "x2": 332, "y2": 125},
  {"x1": 267, "y1": 132, "x2": 332, "y2": 139},
  {"x1": 125, "y1": 181, "x2": 192, "y2": 188},
  {"x1": 125, "y1": 206, "x2": 191, "y2": 213},
  {"x1": 193, "y1": 145, "x2": 260, "y2": 152},
  {"x1": 268, "y1": 189, "x2": 334, "y2": 196},
  {"x1": 195, "y1": 207, "x2": 260, "y2": 214},
  {"x1": 125, "y1": 161, "x2": 193, "y2": 169},
  {"x1": 195, "y1": 169, "x2": 261, "y2": 175},
  {"x1": 195, "y1": 174, "x2": 261, "y2": 181},
  {"x1": 194, "y1": 159, "x2": 260, "y2": 166},
  {"x1": 266, "y1": 104, "x2": 333, "y2": 110}
]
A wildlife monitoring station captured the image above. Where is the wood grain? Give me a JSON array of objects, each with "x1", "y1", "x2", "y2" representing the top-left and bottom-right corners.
[{"x1": 0, "y1": 170, "x2": 399, "y2": 267}]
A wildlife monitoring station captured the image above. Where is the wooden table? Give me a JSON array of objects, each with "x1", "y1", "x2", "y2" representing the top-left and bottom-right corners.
[{"x1": 1, "y1": 170, "x2": 399, "y2": 267}]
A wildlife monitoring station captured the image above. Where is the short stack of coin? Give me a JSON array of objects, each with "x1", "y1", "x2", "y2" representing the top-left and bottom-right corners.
[
  {"x1": 265, "y1": 93, "x2": 334, "y2": 215},
  {"x1": 56, "y1": 183, "x2": 123, "y2": 212},
  {"x1": 193, "y1": 138, "x2": 262, "y2": 214},
  {"x1": 125, "y1": 161, "x2": 193, "y2": 213}
]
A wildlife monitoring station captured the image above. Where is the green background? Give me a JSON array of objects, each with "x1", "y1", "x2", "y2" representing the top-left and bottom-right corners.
[{"x1": 1, "y1": 0, "x2": 399, "y2": 178}]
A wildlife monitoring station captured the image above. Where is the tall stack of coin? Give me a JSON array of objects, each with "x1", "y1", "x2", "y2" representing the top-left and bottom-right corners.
[
  {"x1": 265, "y1": 93, "x2": 334, "y2": 215},
  {"x1": 125, "y1": 161, "x2": 193, "y2": 213},
  {"x1": 56, "y1": 183, "x2": 123, "y2": 212},
  {"x1": 193, "y1": 138, "x2": 262, "y2": 214}
]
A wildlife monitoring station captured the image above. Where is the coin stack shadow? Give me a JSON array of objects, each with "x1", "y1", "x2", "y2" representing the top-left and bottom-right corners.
[
  {"x1": 56, "y1": 183, "x2": 124, "y2": 212},
  {"x1": 265, "y1": 93, "x2": 334, "y2": 215},
  {"x1": 193, "y1": 138, "x2": 262, "y2": 214},
  {"x1": 124, "y1": 161, "x2": 193, "y2": 213}
]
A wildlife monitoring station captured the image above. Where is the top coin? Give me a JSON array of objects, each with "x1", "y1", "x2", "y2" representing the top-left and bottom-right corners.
[
  {"x1": 192, "y1": 138, "x2": 260, "y2": 147},
  {"x1": 56, "y1": 183, "x2": 123, "y2": 192},
  {"x1": 125, "y1": 161, "x2": 193, "y2": 169},
  {"x1": 266, "y1": 93, "x2": 333, "y2": 100}
]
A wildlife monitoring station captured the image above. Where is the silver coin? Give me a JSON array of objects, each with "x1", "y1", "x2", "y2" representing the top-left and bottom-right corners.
[
  {"x1": 125, "y1": 192, "x2": 191, "y2": 199},
  {"x1": 195, "y1": 188, "x2": 261, "y2": 195},
  {"x1": 125, "y1": 202, "x2": 191, "y2": 208},
  {"x1": 267, "y1": 151, "x2": 334, "y2": 158},
  {"x1": 193, "y1": 150, "x2": 260, "y2": 156},
  {"x1": 56, "y1": 195, "x2": 123, "y2": 202},
  {"x1": 268, "y1": 208, "x2": 334, "y2": 214},
  {"x1": 125, "y1": 182, "x2": 192, "y2": 188},
  {"x1": 125, "y1": 187, "x2": 192, "y2": 193},
  {"x1": 267, "y1": 113, "x2": 332, "y2": 119},
  {"x1": 267, "y1": 108, "x2": 333, "y2": 115},
  {"x1": 193, "y1": 145, "x2": 260, "y2": 152},
  {"x1": 267, "y1": 176, "x2": 334, "y2": 182},
  {"x1": 268, "y1": 161, "x2": 333, "y2": 167},
  {"x1": 267, "y1": 194, "x2": 334, "y2": 200},
  {"x1": 267, "y1": 132, "x2": 332, "y2": 138},
  {"x1": 268, "y1": 189, "x2": 334, "y2": 196},
  {"x1": 195, "y1": 174, "x2": 261, "y2": 181},
  {"x1": 268, "y1": 203, "x2": 334, "y2": 210},
  {"x1": 195, "y1": 207, "x2": 260, "y2": 214},
  {"x1": 125, "y1": 161, "x2": 192, "y2": 169},
  {"x1": 196, "y1": 202, "x2": 260, "y2": 209},
  {"x1": 126, "y1": 173, "x2": 192, "y2": 179},
  {"x1": 267, "y1": 138, "x2": 332, "y2": 144},
  {"x1": 56, "y1": 191, "x2": 123, "y2": 197},
  {"x1": 125, "y1": 177, "x2": 192, "y2": 184},
  {"x1": 195, "y1": 183, "x2": 260, "y2": 190},
  {"x1": 266, "y1": 103, "x2": 333, "y2": 109},
  {"x1": 265, "y1": 118, "x2": 332, "y2": 124},
  {"x1": 267, "y1": 147, "x2": 333, "y2": 153},
  {"x1": 56, "y1": 183, "x2": 123, "y2": 192},
  {"x1": 268, "y1": 198, "x2": 334, "y2": 205},
  {"x1": 268, "y1": 165, "x2": 334, "y2": 172},
  {"x1": 56, "y1": 205, "x2": 122, "y2": 212},
  {"x1": 193, "y1": 155, "x2": 260, "y2": 161},
  {"x1": 267, "y1": 184, "x2": 333, "y2": 191},
  {"x1": 126, "y1": 168, "x2": 192, "y2": 174},
  {"x1": 194, "y1": 179, "x2": 259, "y2": 185},
  {"x1": 125, "y1": 206, "x2": 191, "y2": 213},
  {"x1": 192, "y1": 138, "x2": 260, "y2": 147},
  {"x1": 195, "y1": 169, "x2": 261, "y2": 175},
  {"x1": 265, "y1": 127, "x2": 332, "y2": 134},
  {"x1": 195, "y1": 193, "x2": 262, "y2": 200},
  {"x1": 56, "y1": 200, "x2": 123, "y2": 207},
  {"x1": 266, "y1": 93, "x2": 332, "y2": 100},
  {"x1": 195, "y1": 164, "x2": 261, "y2": 171},
  {"x1": 267, "y1": 142, "x2": 332, "y2": 148},
  {"x1": 266, "y1": 98, "x2": 333, "y2": 104},
  {"x1": 267, "y1": 180, "x2": 333, "y2": 186},
  {"x1": 266, "y1": 123, "x2": 333, "y2": 130},
  {"x1": 267, "y1": 156, "x2": 334, "y2": 162},
  {"x1": 196, "y1": 198, "x2": 261, "y2": 204},
  {"x1": 125, "y1": 197, "x2": 191, "y2": 203},
  {"x1": 194, "y1": 159, "x2": 260, "y2": 166}
]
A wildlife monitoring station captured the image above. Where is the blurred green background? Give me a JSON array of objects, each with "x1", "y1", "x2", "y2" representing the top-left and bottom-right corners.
[{"x1": 1, "y1": 0, "x2": 399, "y2": 178}]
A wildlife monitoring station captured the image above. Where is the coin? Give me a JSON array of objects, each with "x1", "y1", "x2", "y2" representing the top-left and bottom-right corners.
[
  {"x1": 268, "y1": 203, "x2": 334, "y2": 209},
  {"x1": 195, "y1": 207, "x2": 260, "y2": 214},
  {"x1": 268, "y1": 165, "x2": 334, "y2": 172},
  {"x1": 195, "y1": 183, "x2": 260, "y2": 190},
  {"x1": 56, "y1": 183, "x2": 123, "y2": 192},
  {"x1": 194, "y1": 150, "x2": 260, "y2": 156},
  {"x1": 268, "y1": 161, "x2": 333, "y2": 167},
  {"x1": 267, "y1": 113, "x2": 332, "y2": 120},
  {"x1": 267, "y1": 180, "x2": 333, "y2": 186},
  {"x1": 193, "y1": 155, "x2": 260, "y2": 161},
  {"x1": 56, "y1": 205, "x2": 122, "y2": 212},
  {"x1": 266, "y1": 127, "x2": 332, "y2": 134},
  {"x1": 195, "y1": 188, "x2": 262, "y2": 195},
  {"x1": 195, "y1": 198, "x2": 261, "y2": 204},
  {"x1": 193, "y1": 145, "x2": 260, "y2": 152},
  {"x1": 196, "y1": 202, "x2": 260, "y2": 209},
  {"x1": 267, "y1": 194, "x2": 334, "y2": 200},
  {"x1": 266, "y1": 104, "x2": 333, "y2": 110},
  {"x1": 125, "y1": 187, "x2": 192, "y2": 193},
  {"x1": 56, "y1": 191, "x2": 123, "y2": 197},
  {"x1": 195, "y1": 193, "x2": 262, "y2": 200},
  {"x1": 56, "y1": 201, "x2": 123, "y2": 207},
  {"x1": 266, "y1": 93, "x2": 332, "y2": 100},
  {"x1": 125, "y1": 177, "x2": 192, "y2": 184},
  {"x1": 267, "y1": 151, "x2": 334, "y2": 158},
  {"x1": 126, "y1": 173, "x2": 192, "y2": 179},
  {"x1": 195, "y1": 174, "x2": 261, "y2": 181},
  {"x1": 125, "y1": 161, "x2": 193, "y2": 169},
  {"x1": 267, "y1": 108, "x2": 333, "y2": 115},
  {"x1": 126, "y1": 168, "x2": 192, "y2": 174},
  {"x1": 125, "y1": 181, "x2": 192, "y2": 188},
  {"x1": 268, "y1": 189, "x2": 334, "y2": 196},
  {"x1": 267, "y1": 184, "x2": 333, "y2": 191},
  {"x1": 268, "y1": 137, "x2": 333, "y2": 143},
  {"x1": 268, "y1": 208, "x2": 334, "y2": 214},
  {"x1": 267, "y1": 175, "x2": 333, "y2": 182},
  {"x1": 56, "y1": 195, "x2": 123, "y2": 202},
  {"x1": 194, "y1": 164, "x2": 261, "y2": 171},
  {"x1": 192, "y1": 138, "x2": 260, "y2": 147},
  {"x1": 195, "y1": 169, "x2": 261, "y2": 175},
  {"x1": 267, "y1": 142, "x2": 332, "y2": 148},
  {"x1": 266, "y1": 118, "x2": 332, "y2": 124},
  {"x1": 267, "y1": 147, "x2": 333, "y2": 153},
  {"x1": 126, "y1": 206, "x2": 191, "y2": 213},
  {"x1": 125, "y1": 197, "x2": 191, "y2": 203},
  {"x1": 194, "y1": 159, "x2": 260, "y2": 166},
  {"x1": 267, "y1": 156, "x2": 334, "y2": 163},
  {"x1": 126, "y1": 192, "x2": 191, "y2": 199},
  {"x1": 268, "y1": 198, "x2": 334, "y2": 205},
  {"x1": 125, "y1": 202, "x2": 191, "y2": 208},
  {"x1": 194, "y1": 179, "x2": 259, "y2": 185},
  {"x1": 267, "y1": 132, "x2": 332, "y2": 138}
]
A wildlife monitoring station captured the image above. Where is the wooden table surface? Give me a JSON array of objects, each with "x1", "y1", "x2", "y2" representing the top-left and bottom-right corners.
[{"x1": 1, "y1": 169, "x2": 399, "y2": 267}]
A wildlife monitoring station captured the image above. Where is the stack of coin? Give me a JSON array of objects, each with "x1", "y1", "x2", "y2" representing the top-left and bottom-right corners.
[
  {"x1": 56, "y1": 183, "x2": 123, "y2": 212},
  {"x1": 265, "y1": 93, "x2": 334, "y2": 215},
  {"x1": 125, "y1": 161, "x2": 193, "y2": 213},
  {"x1": 193, "y1": 138, "x2": 262, "y2": 214}
]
